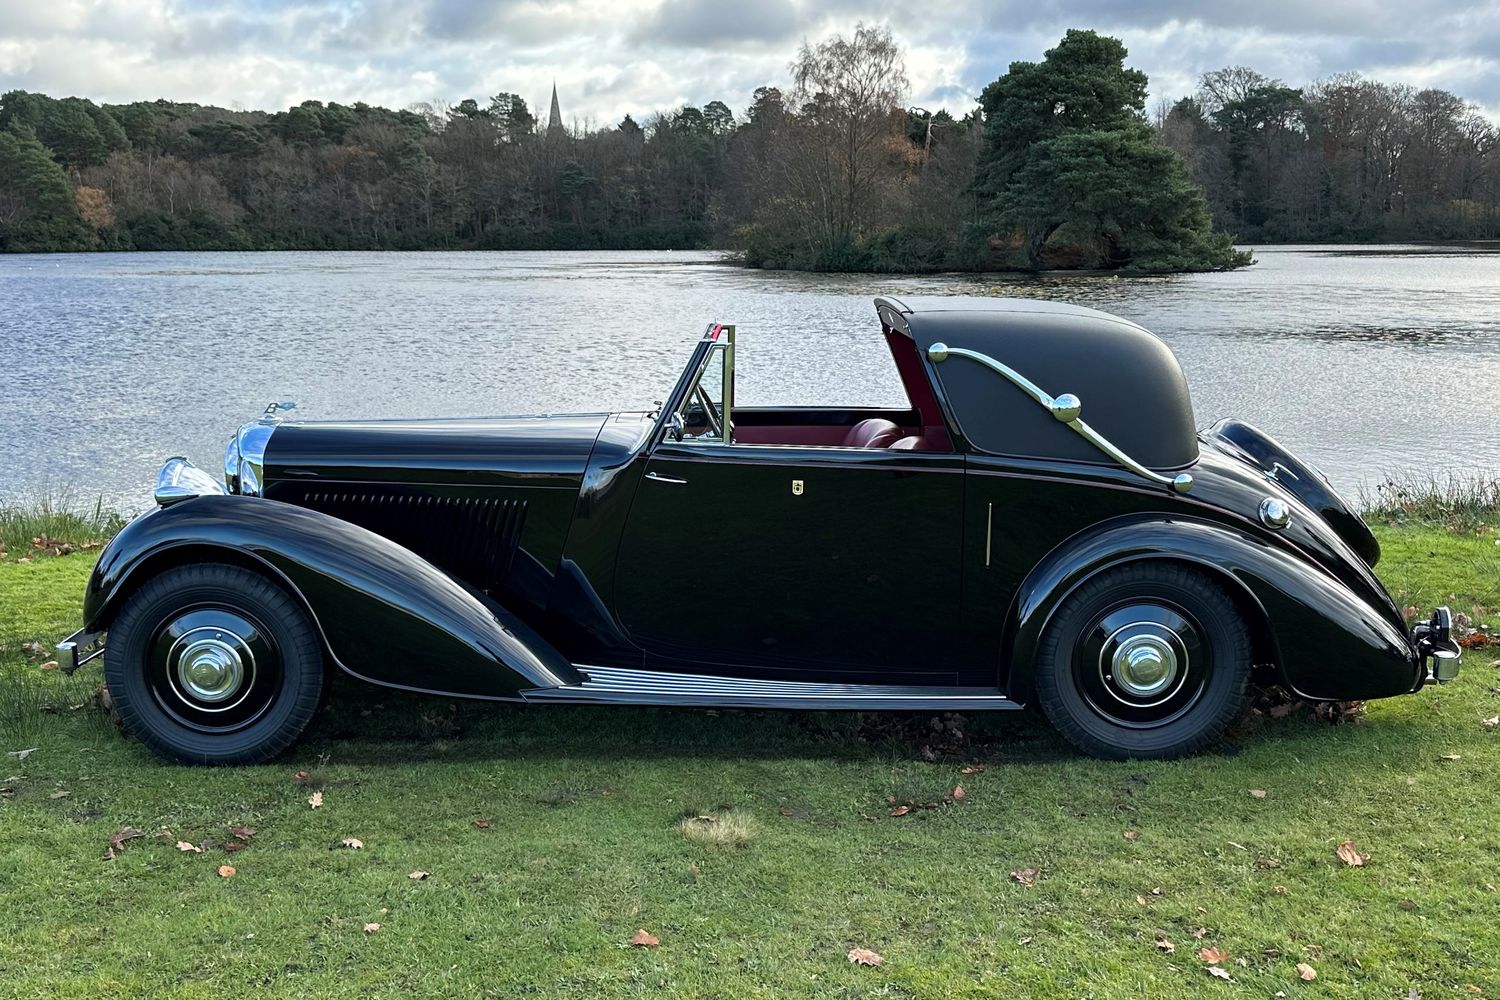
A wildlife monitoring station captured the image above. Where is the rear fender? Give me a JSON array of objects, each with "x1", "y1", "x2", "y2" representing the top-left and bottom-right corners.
[
  {"x1": 1004, "y1": 515, "x2": 1419, "y2": 704},
  {"x1": 84, "y1": 495, "x2": 579, "y2": 699}
]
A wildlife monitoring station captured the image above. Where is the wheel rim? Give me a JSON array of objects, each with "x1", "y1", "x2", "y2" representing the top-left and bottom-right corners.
[
  {"x1": 1073, "y1": 601, "x2": 1211, "y2": 728},
  {"x1": 147, "y1": 606, "x2": 282, "y2": 732}
]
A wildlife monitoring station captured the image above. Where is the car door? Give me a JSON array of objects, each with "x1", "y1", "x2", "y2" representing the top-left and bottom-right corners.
[{"x1": 613, "y1": 441, "x2": 966, "y2": 683}]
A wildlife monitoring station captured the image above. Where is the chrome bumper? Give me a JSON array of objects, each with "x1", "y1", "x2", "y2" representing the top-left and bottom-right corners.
[
  {"x1": 56, "y1": 628, "x2": 105, "y2": 675},
  {"x1": 1413, "y1": 607, "x2": 1462, "y2": 686}
]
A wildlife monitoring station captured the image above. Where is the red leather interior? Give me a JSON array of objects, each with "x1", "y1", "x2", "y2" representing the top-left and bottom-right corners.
[
  {"x1": 841, "y1": 418, "x2": 903, "y2": 449},
  {"x1": 889, "y1": 435, "x2": 928, "y2": 451}
]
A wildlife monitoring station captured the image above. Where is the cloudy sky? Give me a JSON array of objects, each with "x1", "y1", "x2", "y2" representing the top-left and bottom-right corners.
[{"x1": 2, "y1": 0, "x2": 1498, "y2": 125}]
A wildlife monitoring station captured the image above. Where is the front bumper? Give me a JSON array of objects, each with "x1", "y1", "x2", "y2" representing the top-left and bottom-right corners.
[
  {"x1": 1413, "y1": 606, "x2": 1462, "y2": 687},
  {"x1": 56, "y1": 628, "x2": 105, "y2": 675}
]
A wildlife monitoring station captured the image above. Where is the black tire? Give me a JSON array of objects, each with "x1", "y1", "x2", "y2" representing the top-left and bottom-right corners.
[
  {"x1": 105, "y1": 563, "x2": 325, "y2": 765},
  {"x1": 1035, "y1": 562, "x2": 1252, "y2": 760}
]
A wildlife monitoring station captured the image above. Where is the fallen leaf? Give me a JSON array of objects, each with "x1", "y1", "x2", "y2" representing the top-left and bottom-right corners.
[
  {"x1": 1336, "y1": 840, "x2": 1369, "y2": 867},
  {"x1": 1017, "y1": 936, "x2": 1033, "y2": 946},
  {"x1": 860, "y1": 813, "x2": 876, "y2": 822},
  {"x1": 39, "y1": 661, "x2": 58, "y2": 671},
  {"x1": 109, "y1": 826, "x2": 144, "y2": 850},
  {"x1": 1439, "y1": 753, "x2": 1461, "y2": 761},
  {"x1": 847, "y1": 947, "x2": 883, "y2": 967},
  {"x1": 889, "y1": 805, "x2": 911, "y2": 817},
  {"x1": 1192, "y1": 927, "x2": 1208, "y2": 939},
  {"x1": 1199, "y1": 947, "x2": 1230, "y2": 963},
  {"x1": 48, "y1": 790, "x2": 69, "y2": 799},
  {"x1": 363, "y1": 922, "x2": 381, "y2": 933},
  {"x1": 1136, "y1": 895, "x2": 1149, "y2": 906},
  {"x1": 230, "y1": 825, "x2": 255, "y2": 840},
  {"x1": 1257, "y1": 857, "x2": 1281, "y2": 869},
  {"x1": 340, "y1": 837, "x2": 364, "y2": 849},
  {"x1": 217, "y1": 865, "x2": 236, "y2": 878},
  {"x1": 950, "y1": 785, "x2": 966, "y2": 802},
  {"x1": 7, "y1": 748, "x2": 38, "y2": 761},
  {"x1": 473, "y1": 819, "x2": 491, "y2": 829},
  {"x1": 225, "y1": 842, "x2": 247, "y2": 852},
  {"x1": 961, "y1": 765, "x2": 985, "y2": 774},
  {"x1": 1208, "y1": 966, "x2": 1234, "y2": 981},
  {"x1": 629, "y1": 929, "x2": 659, "y2": 948},
  {"x1": 291, "y1": 771, "x2": 310, "y2": 784},
  {"x1": 1297, "y1": 962, "x2": 1317, "y2": 981},
  {"x1": 689, "y1": 863, "x2": 700, "y2": 881},
  {"x1": 1482, "y1": 716, "x2": 1499, "y2": 730},
  {"x1": 308, "y1": 791, "x2": 323, "y2": 809},
  {"x1": 1010, "y1": 868, "x2": 1039, "y2": 887},
  {"x1": 777, "y1": 805, "x2": 794, "y2": 817},
  {"x1": 1156, "y1": 938, "x2": 1175, "y2": 954},
  {"x1": 176, "y1": 841, "x2": 203, "y2": 853},
  {"x1": 1270, "y1": 885, "x2": 1289, "y2": 895},
  {"x1": 408, "y1": 870, "x2": 429, "y2": 880},
  {"x1": 1150, "y1": 886, "x2": 1162, "y2": 895},
  {"x1": 1250, "y1": 789, "x2": 1267, "y2": 799},
  {"x1": 1123, "y1": 830, "x2": 1140, "y2": 841}
]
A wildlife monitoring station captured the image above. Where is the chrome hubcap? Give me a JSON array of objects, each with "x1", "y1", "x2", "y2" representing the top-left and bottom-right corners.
[
  {"x1": 167, "y1": 627, "x2": 255, "y2": 710},
  {"x1": 1112, "y1": 634, "x2": 1178, "y2": 697}
]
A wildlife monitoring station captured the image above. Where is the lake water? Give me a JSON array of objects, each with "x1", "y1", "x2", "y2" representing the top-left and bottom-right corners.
[{"x1": 2, "y1": 246, "x2": 1498, "y2": 513}]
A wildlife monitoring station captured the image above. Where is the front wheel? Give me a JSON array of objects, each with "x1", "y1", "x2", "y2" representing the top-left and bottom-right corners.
[
  {"x1": 1035, "y1": 562, "x2": 1252, "y2": 760},
  {"x1": 105, "y1": 563, "x2": 325, "y2": 764}
]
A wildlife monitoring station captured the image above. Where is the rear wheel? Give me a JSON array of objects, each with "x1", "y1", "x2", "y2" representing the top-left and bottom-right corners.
[
  {"x1": 1035, "y1": 562, "x2": 1252, "y2": 760},
  {"x1": 105, "y1": 563, "x2": 324, "y2": 764}
]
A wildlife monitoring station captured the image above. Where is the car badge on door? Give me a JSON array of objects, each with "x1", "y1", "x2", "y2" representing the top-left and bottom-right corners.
[{"x1": 791, "y1": 479, "x2": 804, "y2": 496}]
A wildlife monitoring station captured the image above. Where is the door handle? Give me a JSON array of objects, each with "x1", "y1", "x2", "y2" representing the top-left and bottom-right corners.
[{"x1": 645, "y1": 471, "x2": 688, "y2": 485}]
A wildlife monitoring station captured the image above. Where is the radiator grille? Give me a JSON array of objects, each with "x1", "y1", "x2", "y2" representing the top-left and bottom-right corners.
[{"x1": 298, "y1": 491, "x2": 527, "y2": 585}]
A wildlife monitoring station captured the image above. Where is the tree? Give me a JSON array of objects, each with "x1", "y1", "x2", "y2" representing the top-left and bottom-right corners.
[
  {"x1": 0, "y1": 131, "x2": 88, "y2": 249},
  {"x1": 976, "y1": 30, "x2": 1245, "y2": 271}
]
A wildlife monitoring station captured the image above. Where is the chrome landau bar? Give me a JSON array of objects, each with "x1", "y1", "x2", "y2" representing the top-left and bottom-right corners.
[{"x1": 927, "y1": 343, "x2": 1194, "y2": 494}]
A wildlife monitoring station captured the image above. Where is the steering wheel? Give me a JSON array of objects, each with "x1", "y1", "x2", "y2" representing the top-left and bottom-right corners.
[{"x1": 693, "y1": 384, "x2": 723, "y2": 438}]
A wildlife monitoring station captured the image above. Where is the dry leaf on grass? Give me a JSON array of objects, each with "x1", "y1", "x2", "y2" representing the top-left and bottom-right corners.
[
  {"x1": 1439, "y1": 753, "x2": 1461, "y2": 761},
  {"x1": 39, "y1": 661, "x2": 58, "y2": 671},
  {"x1": 176, "y1": 841, "x2": 203, "y2": 853},
  {"x1": 1010, "y1": 868, "x2": 1039, "y2": 887},
  {"x1": 363, "y1": 922, "x2": 381, "y2": 933},
  {"x1": 225, "y1": 842, "x2": 247, "y2": 852},
  {"x1": 847, "y1": 947, "x2": 883, "y2": 967},
  {"x1": 217, "y1": 865, "x2": 236, "y2": 878},
  {"x1": 1208, "y1": 966, "x2": 1234, "y2": 981},
  {"x1": 1192, "y1": 927, "x2": 1208, "y2": 939},
  {"x1": 1136, "y1": 895, "x2": 1149, "y2": 906},
  {"x1": 108, "y1": 827, "x2": 144, "y2": 853},
  {"x1": 629, "y1": 929, "x2": 659, "y2": 948},
  {"x1": 950, "y1": 785, "x2": 966, "y2": 802},
  {"x1": 7, "y1": 748, "x2": 38, "y2": 761},
  {"x1": 1297, "y1": 962, "x2": 1318, "y2": 981},
  {"x1": 1123, "y1": 830, "x2": 1139, "y2": 841},
  {"x1": 961, "y1": 764, "x2": 985, "y2": 774},
  {"x1": 689, "y1": 863, "x2": 701, "y2": 881},
  {"x1": 48, "y1": 790, "x2": 68, "y2": 799},
  {"x1": 308, "y1": 791, "x2": 323, "y2": 809},
  {"x1": 1250, "y1": 789, "x2": 1267, "y2": 799},
  {"x1": 408, "y1": 870, "x2": 429, "y2": 880},
  {"x1": 473, "y1": 819, "x2": 491, "y2": 829},
  {"x1": 1483, "y1": 716, "x2": 1499, "y2": 730},
  {"x1": 1336, "y1": 840, "x2": 1369, "y2": 867},
  {"x1": 889, "y1": 805, "x2": 911, "y2": 817},
  {"x1": 1155, "y1": 939, "x2": 1175, "y2": 954},
  {"x1": 291, "y1": 770, "x2": 310, "y2": 784},
  {"x1": 339, "y1": 837, "x2": 364, "y2": 849},
  {"x1": 1199, "y1": 947, "x2": 1230, "y2": 963},
  {"x1": 230, "y1": 825, "x2": 255, "y2": 840}
]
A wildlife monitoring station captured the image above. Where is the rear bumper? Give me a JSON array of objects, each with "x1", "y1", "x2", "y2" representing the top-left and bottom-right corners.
[{"x1": 1413, "y1": 607, "x2": 1462, "y2": 688}]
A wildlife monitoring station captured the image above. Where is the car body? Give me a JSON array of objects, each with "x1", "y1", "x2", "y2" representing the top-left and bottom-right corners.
[{"x1": 61, "y1": 297, "x2": 1461, "y2": 762}]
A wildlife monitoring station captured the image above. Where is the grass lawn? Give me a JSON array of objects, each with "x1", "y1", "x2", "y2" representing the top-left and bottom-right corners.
[{"x1": 1, "y1": 520, "x2": 1497, "y2": 998}]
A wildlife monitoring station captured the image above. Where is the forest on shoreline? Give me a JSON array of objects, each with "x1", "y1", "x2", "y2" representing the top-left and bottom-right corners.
[{"x1": 2, "y1": 27, "x2": 1497, "y2": 273}]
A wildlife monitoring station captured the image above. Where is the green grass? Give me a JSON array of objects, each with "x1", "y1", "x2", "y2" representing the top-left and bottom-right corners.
[
  {"x1": 0, "y1": 492, "x2": 123, "y2": 556},
  {"x1": 1, "y1": 523, "x2": 1498, "y2": 997}
]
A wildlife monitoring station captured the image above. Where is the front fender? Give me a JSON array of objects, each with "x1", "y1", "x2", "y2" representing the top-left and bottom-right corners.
[
  {"x1": 85, "y1": 495, "x2": 579, "y2": 699},
  {"x1": 1004, "y1": 515, "x2": 1420, "y2": 704}
]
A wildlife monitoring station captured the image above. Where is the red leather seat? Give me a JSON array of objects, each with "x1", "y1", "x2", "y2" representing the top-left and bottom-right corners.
[
  {"x1": 889, "y1": 435, "x2": 928, "y2": 451},
  {"x1": 841, "y1": 418, "x2": 903, "y2": 449}
]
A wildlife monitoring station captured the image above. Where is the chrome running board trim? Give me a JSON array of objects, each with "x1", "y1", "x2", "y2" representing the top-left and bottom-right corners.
[{"x1": 523, "y1": 665, "x2": 1022, "y2": 711}]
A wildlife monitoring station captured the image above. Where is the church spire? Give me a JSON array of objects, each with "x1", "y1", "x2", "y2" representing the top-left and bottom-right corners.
[{"x1": 547, "y1": 82, "x2": 564, "y2": 136}]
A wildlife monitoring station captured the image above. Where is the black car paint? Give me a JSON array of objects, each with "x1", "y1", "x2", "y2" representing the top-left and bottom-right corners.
[{"x1": 79, "y1": 300, "x2": 1428, "y2": 707}]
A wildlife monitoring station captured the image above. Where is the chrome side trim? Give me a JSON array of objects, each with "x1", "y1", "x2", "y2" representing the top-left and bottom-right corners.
[
  {"x1": 927, "y1": 343, "x2": 1194, "y2": 494},
  {"x1": 155, "y1": 457, "x2": 226, "y2": 507},
  {"x1": 524, "y1": 665, "x2": 1024, "y2": 711}
]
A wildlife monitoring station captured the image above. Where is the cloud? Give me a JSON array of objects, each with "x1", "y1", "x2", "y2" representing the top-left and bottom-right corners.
[{"x1": 0, "y1": 0, "x2": 1495, "y2": 122}]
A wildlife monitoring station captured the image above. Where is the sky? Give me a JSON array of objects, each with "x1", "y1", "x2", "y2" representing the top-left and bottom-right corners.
[{"x1": 1, "y1": 0, "x2": 1498, "y2": 126}]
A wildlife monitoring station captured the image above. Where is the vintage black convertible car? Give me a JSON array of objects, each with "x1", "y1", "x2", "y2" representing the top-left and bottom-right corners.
[{"x1": 61, "y1": 297, "x2": 1460, "y2": 763}]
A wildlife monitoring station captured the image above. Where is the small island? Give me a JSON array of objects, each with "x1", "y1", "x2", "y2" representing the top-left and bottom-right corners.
[{"x1": 1, "y1": 27, "x2": 1494, "y2": 273}]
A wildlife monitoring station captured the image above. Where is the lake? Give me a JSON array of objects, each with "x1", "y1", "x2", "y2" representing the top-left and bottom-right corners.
[{"x1": 2, "y1": 246, "x2": 1497, "y2": 514}]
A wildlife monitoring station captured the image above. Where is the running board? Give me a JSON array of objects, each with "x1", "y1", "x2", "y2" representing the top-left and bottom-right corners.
[{"x1": 523, "y1": 665, "x2": 1023, "y2": 711}]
